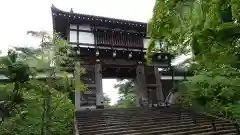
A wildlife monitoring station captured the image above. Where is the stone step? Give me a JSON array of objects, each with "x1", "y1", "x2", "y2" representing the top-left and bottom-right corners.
[
  {"x1": 77, "y1": 117, "x2": 210, "y2": 130},
  {"x1": 76, "y1": 110, "x2": 200, "y2": 119},
  {"x1": 76, "y1": 109, "x2": 192, "y2": 115},
  {"x1": 101, "y1": 123, "x2": 234, "y2": 135},
  {"x1": 78, "y1": 116, "x2": 208, "y2": 126},
  {"x1": 184, "y1": 128, "x2": 237, "y2": 135},
  {"x1": 76, "y1": 112, "x2": 193, "y2": 121},
  {"x1": 76, "y1": 106, "x2": 181, "y2": 113},
  {"x1": 99, "y1": 122, "x2": 211, "y2": 135},
  {"x1": 76, "y1": 114, "x2": 206, "y2": 126},
  {"x1": 77, "y1": 112, "x2": 208, "y2": 122},
  {"x1": 75, "y1": 107, "x2": 237, "y2": 135},
  {"x1": 78, "y1": 119, "x2": 222, "y2": 134}
]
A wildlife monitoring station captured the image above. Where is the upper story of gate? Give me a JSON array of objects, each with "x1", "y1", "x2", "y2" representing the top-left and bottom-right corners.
[
  {"x1": 51, "y1": 5, "x2": 162, "y2": 49},
  {"x1": 51, "y1": 5, "x2": 172, "y2": 67}
]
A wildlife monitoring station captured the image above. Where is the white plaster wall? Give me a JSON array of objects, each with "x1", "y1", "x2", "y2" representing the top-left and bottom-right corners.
[
  {"x1": 160, "y1": 76, "x2": 186, "y2": 80},
  {"x1": 143, "y1": 38, "x2": 150, "y2": 49},
  {"x1": 78, "y1": 32, "x2": 95, "y2": 44},
  {"x1": 78, "y1": 25, "x2": 91, "y2": 31},
  {"x1": 70, "y1": 24, "x2": 91, "y2": 30},
  {"x1": 69, "y1": 31, "x2": 77, "y2": 43},
  {"x1": 70, "y1": 24, "x2": 77, "y2": 29},
  {"x1": 143, "y1": 38, "x2": 161, "y2": 49},
  {"x1": 155, "y1": 40, "x2": 160, "y2": 49}
]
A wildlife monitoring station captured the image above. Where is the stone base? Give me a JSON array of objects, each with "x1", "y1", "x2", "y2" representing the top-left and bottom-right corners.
[{"x1": 96, "y1": 105, "x2": 104, "y2": 109}]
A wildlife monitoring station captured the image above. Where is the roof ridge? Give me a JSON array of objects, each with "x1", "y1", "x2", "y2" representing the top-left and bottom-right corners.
[{"x1": 51, "y1": 4, "x2": 147, "y2": 26}]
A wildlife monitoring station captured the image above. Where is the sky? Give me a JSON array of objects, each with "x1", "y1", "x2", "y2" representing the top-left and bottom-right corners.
[{"x1": 0, "y1": 0, "x2": 156, "y2": 105}]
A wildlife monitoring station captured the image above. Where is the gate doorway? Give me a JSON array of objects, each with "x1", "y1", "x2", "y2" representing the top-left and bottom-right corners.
[
  {"x1": 51, "y1": 5, "x2": 173, "y2": 110},
  {"x1": 102, "y1": 79, "x2": 118, "y2": 107}
]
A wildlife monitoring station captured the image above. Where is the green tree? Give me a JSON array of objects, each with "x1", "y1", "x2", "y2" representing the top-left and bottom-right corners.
[
  {"x1": 0, "y1": 84, "x2": 74, "y2": 135},
  {"x1": 0, "y1": 49, "x2": 32, "y2": 103},
  {"x1": 0, "y1": 31, "x2": 86, "y2": 134},
  {"x1": 103, "y1": 94, "x2": 111, "y2": 108},
  {"x1": 113, "y1": 79, "x2": 136, "y2": 108},
  {"x1": 148, "y1": 0, "x2": 240, "y2": 121}
]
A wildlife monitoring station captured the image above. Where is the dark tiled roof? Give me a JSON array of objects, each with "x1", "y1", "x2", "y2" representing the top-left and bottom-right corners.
[{"x1": 51, "y1": 4, "x2": 147, "y2": 28}]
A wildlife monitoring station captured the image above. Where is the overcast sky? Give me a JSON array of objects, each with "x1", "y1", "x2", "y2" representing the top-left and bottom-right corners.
[{"x1": 0, "y1": 0, "x2": 156, "y2": 105}]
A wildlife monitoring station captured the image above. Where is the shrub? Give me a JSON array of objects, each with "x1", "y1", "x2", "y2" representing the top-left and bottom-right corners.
[{"x1": 0, "y1": 85, "x2": 74, "y2": 135}]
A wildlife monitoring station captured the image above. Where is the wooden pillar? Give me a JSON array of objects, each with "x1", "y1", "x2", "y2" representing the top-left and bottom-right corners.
[
  {"x1": 74, "y1": 91, "x2": 81, "y2": 111},
  {"x1": 74, "y1": 61, "x2": 81, "y2": 111},
  {"x1": 154, "y1": 67, "x2": 164, "y2": 104},
  {"x1": 134, "y1": 79, "x2": 141, "y2": 107},
  {"x1": 95, "y1": 63, "x2": 104, "y2": 109},
  {"x1": 136, "y1": 65, "x2": 148, "y2": 106}
]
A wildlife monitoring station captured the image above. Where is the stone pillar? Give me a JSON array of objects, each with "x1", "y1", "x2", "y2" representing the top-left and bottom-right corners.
[
  {"x1": 95, "y1": 64, "x2": 104, "y2": 109},
  {"x1": 135, "y1": 65, "x2": 148, "y2": 106},
  {"x1": 74, "y1": 61, "x2": 81, "y2": 111},
  {"x1": 154, "y1": 67, "x2": 164, "y2": 105}
]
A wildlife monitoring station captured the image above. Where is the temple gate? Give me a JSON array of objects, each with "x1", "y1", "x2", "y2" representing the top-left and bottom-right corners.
[{"x1": 51, "y1": 5, "x2": 173, "y2": 110}]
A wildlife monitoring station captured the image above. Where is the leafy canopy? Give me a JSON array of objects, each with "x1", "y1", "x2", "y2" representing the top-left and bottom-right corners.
[
  {"x1": 148, "y1": 0, "x2": 240, "y2": 121},
  {"x1": 147, "y1": 0, "x2": 240, "y2": 59},
  {"x1": 113, "y1": 79, "x2": 136, "y2": 108},
  {"x1": 0, "y1": 31, "x2": 86, "y2": 135}
]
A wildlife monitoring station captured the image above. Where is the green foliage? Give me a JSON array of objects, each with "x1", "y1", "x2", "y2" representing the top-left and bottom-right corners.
[
  {"x1": 0, "y1": 84, "x2": 14, "y2": 101},
  {"x1": 0, "y1": 85, "x2": 74, "y2": 135},
  {"x1": 0, "y1": 31, "x2": 84, "y2": 134},
  {"x1": 148, "y1": 0, "x2": 240, "y2": 56},
  {"x1": 103, "y1": 94, "x2": 111, "y2": 108},
  {"x1": 113, "y1": 79, "x2": 136, "y2": 108},
  {"x1": 148, "y1": 0, "x2": 240, "y2": 121},
  {"x1": 177, "y1": 66, "x2": 240, "y2": 120}
]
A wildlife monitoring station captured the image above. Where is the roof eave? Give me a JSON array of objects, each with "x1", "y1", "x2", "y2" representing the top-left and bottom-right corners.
[{"x1": 51, "y1": 4, "x2": 147, "y2": 29}]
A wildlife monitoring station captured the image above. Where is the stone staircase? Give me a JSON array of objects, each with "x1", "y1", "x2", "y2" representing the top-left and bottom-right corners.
[{"x1": 75, "y1": 106, "x2": 239, "y2": 135}]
